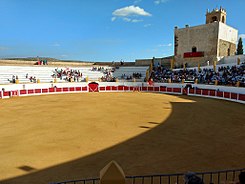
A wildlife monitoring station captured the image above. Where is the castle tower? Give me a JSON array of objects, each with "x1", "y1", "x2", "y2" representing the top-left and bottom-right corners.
[
  {"x1": 206, "y1": 7, "x2": 227, "y2": 24},
  {"x1": 174, "y1": 7, "x2": 238, "y2": 67}
]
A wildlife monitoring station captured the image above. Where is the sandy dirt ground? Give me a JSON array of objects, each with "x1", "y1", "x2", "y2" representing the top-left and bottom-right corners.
[{"x1": 0, "y1": 92, "x2": 244, "y2": 184}]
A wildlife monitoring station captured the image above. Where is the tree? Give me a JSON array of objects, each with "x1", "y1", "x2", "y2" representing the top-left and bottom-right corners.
[{"x1": 236, "y1": 37, "x2": 243, "y2": 55}]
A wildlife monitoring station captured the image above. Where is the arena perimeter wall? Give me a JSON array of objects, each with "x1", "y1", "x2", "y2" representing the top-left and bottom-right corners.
[{"x1": 0, "y1": 82, "x2": 244, "y2": 104}]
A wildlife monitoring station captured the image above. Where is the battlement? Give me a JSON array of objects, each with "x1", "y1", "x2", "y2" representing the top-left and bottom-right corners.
[
  {"x1": 206, "y1": 7, "x2": 227, "y2": 24},
  {"x1": 206, "y1": 7, "x2": 226, "y2": 15}
]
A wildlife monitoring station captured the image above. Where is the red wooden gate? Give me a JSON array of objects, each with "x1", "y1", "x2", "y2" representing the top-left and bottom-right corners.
[{"x1": 88, "y1": 82, "x2": 99, "y2": 92}]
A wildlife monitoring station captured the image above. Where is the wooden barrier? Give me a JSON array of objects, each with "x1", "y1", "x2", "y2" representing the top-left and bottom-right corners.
[{"x1": 0, "y1": 83, "x2": 244, "y2": 104}]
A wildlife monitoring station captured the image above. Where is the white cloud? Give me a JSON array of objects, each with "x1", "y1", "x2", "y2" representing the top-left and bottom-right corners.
[
  {"x1": 112, "y1": 5, "x2": 152, "y2": 17},
  {"x1": 123, "y1": 17, "x2": 131, "y2": 22},
  {"x1": 158, "y1": 43, "x2": 172, "y2": 47},
  {"x1": 144, "y1": 24, "x2": 151, "y2": 27},
  {"x1": 154, "y1": 0, "x2": 169, "y2": 5},
  {"x1": 51, "y1": 43, "x2": 61, "y2": 47},
  {"x1": 239, "y1": 34, "x2": 245, "y2": 39},
  {"x1": 132, "y1": 19, "x2": 143, "y2": 23},
  {"x1": 111, "y1": 17, "x2": 116, "y2": 22},
  {"x1": 60, "y1": 54, "x2": 68, "y2": 58},
  {"x1": 121, "y1": 17, "x2": 143, "y2": 23}
]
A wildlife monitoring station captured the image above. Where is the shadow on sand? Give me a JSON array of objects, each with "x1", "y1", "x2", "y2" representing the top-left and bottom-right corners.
[{"x1": 1, "y1": 95, "x2": 245, "y2": 184}]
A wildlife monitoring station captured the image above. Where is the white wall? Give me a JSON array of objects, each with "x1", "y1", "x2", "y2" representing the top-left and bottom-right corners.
[
  {"x1": 218, "y1": 22, "x2": 238, "y2": 44},
  {"x1": 1, "y1": 82, "x2": 244, "y2": 94}
]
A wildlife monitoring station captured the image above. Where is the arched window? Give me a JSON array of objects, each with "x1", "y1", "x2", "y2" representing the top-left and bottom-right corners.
[
  {"x1": 192, "y1": 46, "x2": 197, "y2": 53},
  {"x1": 227, "y1": 48, "x2": 230, "y2": 56},
  {"x1": 212, "y1": 16, "x2": 218, "y2": 22},
  {"x1": 222, "y1": 16, "x2": 225, "y2": 23}
]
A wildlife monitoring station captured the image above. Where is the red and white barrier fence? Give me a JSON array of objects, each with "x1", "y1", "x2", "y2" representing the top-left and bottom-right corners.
[
  {"x1": 0, "y1": 82, "x2": 244, "y2": 104},
  {"x1": 188, "y1": 87, "x2": 245, "y2": 103}
]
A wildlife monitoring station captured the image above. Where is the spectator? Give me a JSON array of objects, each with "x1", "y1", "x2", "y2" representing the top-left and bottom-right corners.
[
  {"x1": 184, "y1": 172, "x2": 204, "y2": 184},
  {"x1": 239, "y1": 172, "x2": 245, "y2": 184}
]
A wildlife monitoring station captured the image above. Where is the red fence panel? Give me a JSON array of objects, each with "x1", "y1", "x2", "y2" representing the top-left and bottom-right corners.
[
  {"x1": 69, "y1": 87, "x2": 75, "y2": 92},
  {"x1": 209, "y1": 90, "x2": 216, "y2": 96},
  {"x1": 106, "y1": 86, "x2": 111, "y2": 91},
  {"x1": 196, "y1": 89, "x2": 201, "y2": 94},
  {"x1": 124, "y1": 86, "x2": 129, "y2": 91},
  {"x1": 63, "y1": 87, "x2": 69, "y2": 92},
  {"x1": 166, "y1": 88, "x2": 172, "y2": 92},
  {"x1": 56, "y1": 88, "x2": 62, "y2": 92},
  {"x1": 173, "y1": 88, "x2": 181, "y2": 93},
  {"x1": 238, "y1": 94, "x2": 245, "y2": 101},
  {"x1": 75, "y1": 87, "x2": 81, "y2": 91},
  {"x1": 224, "y1": 92, "x2": 230, "y2": 98},
  {"x1": 3, "y1": 91, "x2": 10, "y2": 96},
  {"x1": 99, "y1": 87, "x2": 105, "y2": 91},
  {"x1": 112, "y1": 86, "x2": 117, "y2": 91},
  {"x1": 20, "y1": 90, "x2": 27, "y2": 95},
  {"x1": 217, "y1": 91, "x2": 223, "y2": 97},
  {"x1": 189, "y1": 89, "x2": 194, "y2": 94},
  {"x1": 28, "y1": 89, "x2": 34, "y2": 94},
  {"x1": 231, "y1": 93, "x2": 237, "y2": 99},
  {"x1": 11, "y1": 91, "x2": 18, "y2": 96},
  {"x1": 154, "y1": 87, "x2": 159, "y2": 91},
  {"x1": 82, "y1": 87, "x2": 87, "y2": 91},
  {"x1": 49, "y1": 88, "x2": 55, "y2": 93},
  {"x1": 160, "y1": 86, "x2": 166, "y2": 92},
  {"x1": 35, "y1": 89, "x2": 41, "y2": 93},
  {"x1": 42, "y1": 89, "x2": 48, "y2": 93},
  {"x1": 129, "y1": 86, "x2": 134, "y2": 91},
  {"x1": 148, "y1": 87, "x2": 154, "y2": 91},
  {"x1": 202, "y1": 89, "x2": 208, "y2": 95},
  {"x1": 118, "y1": 86, "x2": 124, "y2": 91}
]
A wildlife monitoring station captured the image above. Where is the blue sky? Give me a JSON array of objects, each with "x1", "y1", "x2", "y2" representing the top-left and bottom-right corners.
[{"x1": 0, "y1": 0, "x2": 244, "y2": 62}]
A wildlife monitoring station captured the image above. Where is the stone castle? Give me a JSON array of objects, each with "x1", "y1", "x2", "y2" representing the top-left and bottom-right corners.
[{"x1": 174, "y1": 7, "x2": 238, "y2": 67}]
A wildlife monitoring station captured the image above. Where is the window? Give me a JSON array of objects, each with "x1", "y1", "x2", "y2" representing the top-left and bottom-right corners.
[
  {"x1": 228, "y1": 48, "x2": 230, "y2": 56},
  {"x1": 222, "y1": 16, "x2": 225, "y2": 23},
  {"x1": 212, "y1": 16, "x2": 218, "y2": 22},
  {"x1": 192, "y1": 46, "x2": 197, "y2": 53}
]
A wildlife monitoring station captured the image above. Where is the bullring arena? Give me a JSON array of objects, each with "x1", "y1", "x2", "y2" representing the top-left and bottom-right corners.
[{"x1": 0, "y1": 63, "x2": 245, "y2": 184}]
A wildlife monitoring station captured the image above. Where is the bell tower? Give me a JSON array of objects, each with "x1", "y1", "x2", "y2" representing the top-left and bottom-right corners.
[{"x1": 206, "y1": 7, "x2": 227, "y2": 24}]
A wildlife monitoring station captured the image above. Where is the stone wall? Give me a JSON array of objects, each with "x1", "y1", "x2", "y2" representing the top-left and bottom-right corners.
[
  {"x1": 218, "y1": 39, "x2": 236, "y2": 57},
  {"x1": 135, "y1": 59, "x2": 152, "y2": 66},
  {"x1": 135, "y1": 57, "x2": 172, "y2": 68},
  {"x1": 0, "y1": 59, "x2": 94, "y2": 66},
  {"x1": 174, "y1": 22, "x2": 219, "y2": 66},
  {"x1": 218, "y1": 22, "x2": 238, "y2": 44}
]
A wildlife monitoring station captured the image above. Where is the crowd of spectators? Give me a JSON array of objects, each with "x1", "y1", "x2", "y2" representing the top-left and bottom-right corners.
[
  {"x1": 35, "y1": 60, "x2": 48, "y2": 65},
  {"x1": 8, "y1": 75, "x2": 18, "y2": 83},
  {"x1": 91, "y1": 66, "x2": 105, "y2": 71},
  {"x1": 121, "y1": 72, "x2": 142, "y2": 80},
  {"x1": 150, "y1": 63, "x2": 245, "y2": 87},
  {"x1": 100, "y1": 68, "x2": 116, "y2": 82},
  {"x1": 52, "y1": 68, "x2": 83, "y2": 82}
]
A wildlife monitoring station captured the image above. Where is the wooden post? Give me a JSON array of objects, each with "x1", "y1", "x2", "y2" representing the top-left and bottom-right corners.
[
  {"x1": 100, "y1": 161, "x2": 125, "y2": 184},
  {"x1": 198, "y1": 63, "x2": 200, "y2": 72},
  {"x1": 170, "y1": 59, "x2": 174, "y2": 70},
  {"x1": 237, "y1": 57, "x2": 241, "y2": 65},
  {"x1": 213, "y1": 61, "x2": 217, "y2": 72}
]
